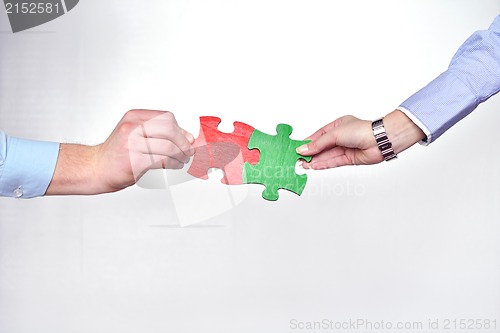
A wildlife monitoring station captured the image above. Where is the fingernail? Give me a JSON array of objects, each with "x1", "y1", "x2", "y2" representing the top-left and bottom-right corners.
[
  {"x1": 298, "y1": 163, "x2": 309, "y2": 170},
  {"x1": 296, "y1": 144, "x2": 308, "y2": 154},
  {"x1": 186, "y1": 133, "x2": 195, "y2": 143}
]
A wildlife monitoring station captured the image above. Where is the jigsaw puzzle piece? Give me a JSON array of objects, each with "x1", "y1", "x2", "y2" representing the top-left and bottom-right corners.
[
  {"x1": 243, "y1": 124, "x2": 311, "y2": 201},
  {"x1": 188, "y1": 116, "x2": 260, "y2": 185}
]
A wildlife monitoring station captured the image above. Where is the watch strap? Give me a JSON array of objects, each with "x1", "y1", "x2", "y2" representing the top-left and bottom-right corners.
[{"x1": 372, "y1": 118, "x2": 397, "y2": 162}]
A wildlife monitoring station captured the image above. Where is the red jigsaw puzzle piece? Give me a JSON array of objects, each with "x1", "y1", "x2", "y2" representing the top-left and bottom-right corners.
[{"x1": 188, "y1": 116, "x2": 260, "y2": 184}]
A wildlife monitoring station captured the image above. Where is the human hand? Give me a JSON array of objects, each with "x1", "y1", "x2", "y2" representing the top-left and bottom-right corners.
[
  {"x1": 296, "y1": 110, "x2": 425, "y2": 170},
  {"x1": 46, "y1": 109, "x2": 194, "y2": 195},
  {"x1": 94, "y1": 109, "x2": 195, "y2": 192},
  {"x1": 296, "y1": 115, "x2": 382, "y2": 169}
]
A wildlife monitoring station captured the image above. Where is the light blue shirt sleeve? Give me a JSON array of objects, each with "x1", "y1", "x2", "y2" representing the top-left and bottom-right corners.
[
  {"x1": 0, "y1": 131, "x2": 60, "y2": 198},
  {"x1": 398, "y1": 15, "x2": 500, "y2": 145}
]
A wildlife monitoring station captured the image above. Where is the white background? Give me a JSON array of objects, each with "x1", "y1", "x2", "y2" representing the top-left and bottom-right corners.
[{"x1": 1, "y1": 1, "x2": 499, "y2": 332}]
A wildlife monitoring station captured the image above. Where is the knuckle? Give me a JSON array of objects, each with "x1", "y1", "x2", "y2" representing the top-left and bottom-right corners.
[
  {"x1": 119, "y1": 121, "x2": 137, "y2": 135},
  {"x1": 162, "y1": 111, "x2": 176, "y2": 122}
]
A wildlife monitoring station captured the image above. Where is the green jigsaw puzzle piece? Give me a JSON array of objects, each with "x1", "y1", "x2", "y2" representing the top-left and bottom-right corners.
[{"x1": 243, "y1": 124, "x2": 312, "y2": 201}]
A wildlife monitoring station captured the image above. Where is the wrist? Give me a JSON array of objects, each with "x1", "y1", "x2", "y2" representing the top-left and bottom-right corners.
[{"x1": 382, "y1": 110, "x2": 426, "y2": 155}]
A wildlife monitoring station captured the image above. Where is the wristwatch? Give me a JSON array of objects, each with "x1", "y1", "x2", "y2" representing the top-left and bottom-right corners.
[{"x1": 372, "y1": 118, "x2": 397, "y2": 161}]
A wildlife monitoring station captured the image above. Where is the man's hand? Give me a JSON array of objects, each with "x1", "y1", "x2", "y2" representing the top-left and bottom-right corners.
[
  {"x1": 296, "y1": 110, "x2": 426, "y2": 170},
  {"x1": 45, "y1": 110, "x2": 194, "y2": 195}
]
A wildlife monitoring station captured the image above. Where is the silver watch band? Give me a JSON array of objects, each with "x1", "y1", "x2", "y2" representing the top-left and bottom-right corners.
[{"x1": 372, "y1": 118, "x2": 397, "y2": 162}]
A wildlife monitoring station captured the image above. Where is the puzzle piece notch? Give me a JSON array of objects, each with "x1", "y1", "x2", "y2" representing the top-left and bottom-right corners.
[
  {"x1": 188, "y1": 116, "x2": 260, "y2": 185},
  {"x1": 243, "y1": 123, "x2": 311, "y2": 201}
]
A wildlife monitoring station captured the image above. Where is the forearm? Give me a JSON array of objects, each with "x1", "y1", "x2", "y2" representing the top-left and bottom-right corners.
[{"x1": 45, "y1": 144, "x2": 102, "y2": 195}]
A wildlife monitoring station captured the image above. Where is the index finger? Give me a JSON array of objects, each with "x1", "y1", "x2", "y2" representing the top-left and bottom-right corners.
[{"x1": 141, "y1": 114, "x2": 194, "y2": 156}]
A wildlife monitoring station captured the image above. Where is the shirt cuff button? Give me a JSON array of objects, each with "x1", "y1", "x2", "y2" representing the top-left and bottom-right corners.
[{"x1": 13, "y1": 187, "x2": 23, "y2": 198}]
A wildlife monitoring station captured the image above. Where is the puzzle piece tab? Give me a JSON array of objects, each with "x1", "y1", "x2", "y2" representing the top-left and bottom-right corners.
[
  {"x1": 243, "y1": 124, "x2": 311, "y2": 201},
  {"x1": 188, "y1": 116, "x2": 260, "y2": 185}
]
